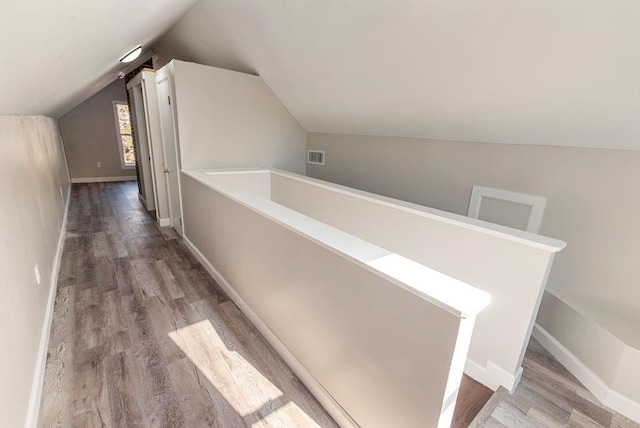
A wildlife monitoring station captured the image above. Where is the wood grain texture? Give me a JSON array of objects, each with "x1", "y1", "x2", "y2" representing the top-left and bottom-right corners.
[
  {"x1": 453, "y1": 375, "x2": 494, "y2": 428},
  {"x1": 468, "y1": 386, "x2": 508, "y2": 428},
  {"x1": 481, "y1": 338, "x2": 640, "y2": 428},
  {"x1": 38, "y1": 182, "x2": 337, "y2": 428},
  {"x1": 39, "y1": 181, "x2": 538, "y2": 428}
]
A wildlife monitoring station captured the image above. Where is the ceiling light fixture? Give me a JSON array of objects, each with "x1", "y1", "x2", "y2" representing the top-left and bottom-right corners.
[{"x1": 119, "y1": 45, "x2": 142, "y2": 63}]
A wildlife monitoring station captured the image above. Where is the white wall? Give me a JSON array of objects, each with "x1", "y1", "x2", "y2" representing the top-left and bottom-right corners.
[
  {"x1": 270, "y1": 170, "x2": 561, "y2": 390},
  {"x1": 0, "y1": 116, "x2": 70, "y2": 427},
  {"x1": 59, "y1": 79, "x2": 137, "y2": 181},
  {"x1": 306, "y1": 133, "x2": 640, "y2": 319},
  {"x1": 180, "y1": 172, "x2": 479, "y2": 427},
  {"x1": 154, "y1": 0, "x2": 640, "y2": 150},
  {"x1": 166, "y1": 60, "x2": 307, "y2": 174}
]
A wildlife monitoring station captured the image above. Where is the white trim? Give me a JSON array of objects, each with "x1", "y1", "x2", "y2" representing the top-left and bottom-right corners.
[
  {"x1": 533, "y1": 324, "x2": 640, "y2": 423},
  {"x1": 158, "y1": 218, "x2": 171, "y2": 227},
  {"x1": 71, "y1": 176, "x2": 136, "y2": 183},
  {"x1": 307, "y1": 149, "x2": 325, "y2": 165},
  {"x1": 25, "y1": 186, "x2": 71, "y2": 428},
  {"x1": 183, "y1": 236, "x2": 358, "y2": 428},
  {"x1": 464, "y1": 359, "x2": 523, "y2": 392},
  {"x1": 112, "y1": 100, "x2": 136, "y2": 169},
  {"x1": 138, "y1": 193, "x2": 148, "y2": 209},
  {"x1": 126, "y1": 72, "x2": 143, "y2": 89},
  {"x1": 468, "y1": 186, "x2": 546, "y2": 233}
]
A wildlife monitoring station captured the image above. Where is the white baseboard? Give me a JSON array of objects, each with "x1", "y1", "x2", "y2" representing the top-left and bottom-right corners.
[
  {"x1": 533, "y1": 324, "x2": 640, "y2": 423},
  {"x1": 24, "y1": 186, "x2": 71, "y2": 428},
  {"x1": 158, "y1": 218, "x2": 171, "y2": 227},
  {"x1": 182, "y1": 236, "x2": 357, "y2": 428},
  {"x1": 464, "y1": 358, "x2": 523, "y2": 392},
  {"x1": 71, "y1": 176, "x2": 136, "y2": 183}
]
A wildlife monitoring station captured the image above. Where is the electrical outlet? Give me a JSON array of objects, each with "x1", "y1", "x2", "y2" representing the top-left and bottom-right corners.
[
  {"x1": 34, "y1": 264, "x2": 41, "y2": 285},
  {"x1": 97, "y1": 162, "x2": 102, "y2": 168}
]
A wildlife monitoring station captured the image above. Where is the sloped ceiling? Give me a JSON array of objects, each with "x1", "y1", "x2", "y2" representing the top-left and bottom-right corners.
[
  {"x1": 0, "y1": 0, "x2": 197, "y2": 118},
  {"x1": 155, "y1": 0, "x2": 640, "y2": 150}
]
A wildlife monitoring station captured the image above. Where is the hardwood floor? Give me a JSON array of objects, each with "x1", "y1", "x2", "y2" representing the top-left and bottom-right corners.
[
  {"x1": 477, "y1": 338, "x2": 639, "y2": 428},
  {"x1": 453, "y1": 376, "x2": 493, "y2": 428},
  {"x1": 39, "y1": 182, "x2": 338, "y2": 428}
]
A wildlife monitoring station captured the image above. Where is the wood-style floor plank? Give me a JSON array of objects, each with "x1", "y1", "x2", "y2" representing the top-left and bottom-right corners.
[
  {"x1": 453, "y1": 375, "x2": 494, "y2": 428},
  {"x1": 39, "y1": 182, "x2": 338, "y2": 428},
  {"x1": 482, "y1": 338, "x2": 640, "y2": 428}
]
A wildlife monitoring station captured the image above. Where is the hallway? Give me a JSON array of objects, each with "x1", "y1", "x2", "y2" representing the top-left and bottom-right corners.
[
  {"x1": 38, "y1": 181, "x2": 638, "y2": 428},
  {"x1": 38, "y1": 182, "x2": 337, "y2": 427}
]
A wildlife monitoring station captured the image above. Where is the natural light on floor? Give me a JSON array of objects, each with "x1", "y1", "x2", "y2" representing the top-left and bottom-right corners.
[{"x1": 168, "y1": 319, "x2": 323, "y2": 427}]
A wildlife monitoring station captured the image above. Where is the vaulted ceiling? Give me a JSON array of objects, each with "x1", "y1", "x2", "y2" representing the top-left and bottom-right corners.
[
  {"x1": 0, "y1": 0, "x2": 197, "y2": 118},
  {"x1": 4, "y1": 0, "x2": 640, "y2": 150},
  {"x1": 154, "y1": 0, "x2": 640, "y2": 150}
]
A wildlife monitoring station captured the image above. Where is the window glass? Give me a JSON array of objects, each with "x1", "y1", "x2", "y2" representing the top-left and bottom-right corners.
[{"x1": 114, "y1": 103, "x2": 135, "y2": 167}]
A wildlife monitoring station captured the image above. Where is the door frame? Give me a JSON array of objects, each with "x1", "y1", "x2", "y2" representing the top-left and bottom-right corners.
[{"x1": 156, "y1": 66, "x2": 184, "y2": 237}]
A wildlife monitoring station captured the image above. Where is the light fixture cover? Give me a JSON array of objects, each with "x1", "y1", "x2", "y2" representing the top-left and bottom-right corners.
[{"x1": 119, "y1": 45, "x2": 142, "y2": 63}]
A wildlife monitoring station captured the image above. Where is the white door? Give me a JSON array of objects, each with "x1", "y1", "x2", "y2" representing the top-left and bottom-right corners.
[
  {"x1": 157, "y1": 75, "x2": 183, "y2": 237},
  {"x1": 140, "y1": 72, "x2": 170, "y2": 224}
]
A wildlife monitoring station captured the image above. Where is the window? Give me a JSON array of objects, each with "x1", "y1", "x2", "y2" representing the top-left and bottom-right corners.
[{"x1": 113, "y1": 101, "x2": 136, "y2": 168}]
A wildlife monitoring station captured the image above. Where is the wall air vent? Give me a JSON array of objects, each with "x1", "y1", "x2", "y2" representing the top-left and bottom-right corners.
[{"x1": 307, "y1": 150, "x2": 325, "y2": 165}]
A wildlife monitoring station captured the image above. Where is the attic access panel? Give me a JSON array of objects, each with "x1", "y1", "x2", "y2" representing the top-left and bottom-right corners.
[{"x1": 468, "y1": 186, "x2": 546, "y2": 233}]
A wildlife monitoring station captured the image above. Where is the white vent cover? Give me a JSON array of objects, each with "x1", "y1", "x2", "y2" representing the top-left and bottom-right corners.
[{"x1": 307, "y1": 150, "x2": 325, "y2": 165}]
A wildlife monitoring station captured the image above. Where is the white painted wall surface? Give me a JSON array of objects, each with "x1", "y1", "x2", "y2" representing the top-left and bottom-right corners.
[
  {"x1": 306, "y1": 133, "x2": 640, "y2": 325},
  {"x1": 154, "y1": 0, "x2": 640, "y2": 150},
  {"x1": 0, "y1": 116, "x2": 70, "y2": 427},
  {"x1": 180, "y1": 170, "x2": 489, "y2": 427},
  {"x1": 269, "y1": 170, "x2": 564, "y2": 391},
  {"x1": 163, "y1": 60, "x2": 307, "y2": 174},
  {"x1": 306, "y1": 132, "x2": 640, "y2": 416}
]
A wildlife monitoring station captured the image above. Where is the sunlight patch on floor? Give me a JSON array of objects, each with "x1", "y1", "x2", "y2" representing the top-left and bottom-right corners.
[{"x1": 169, "y1": 319, "x2": 322, "y2": 427}]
